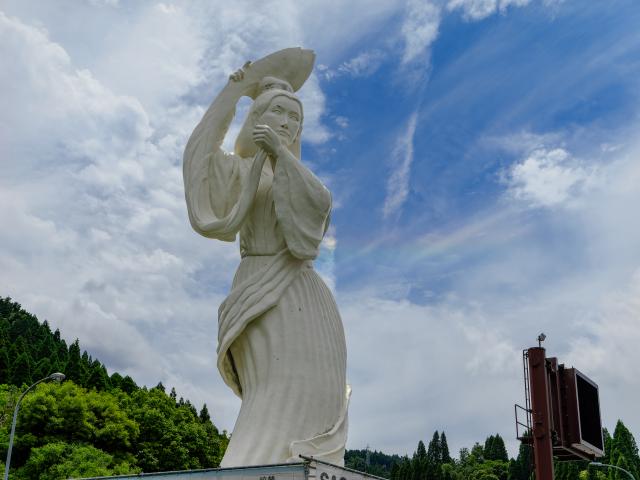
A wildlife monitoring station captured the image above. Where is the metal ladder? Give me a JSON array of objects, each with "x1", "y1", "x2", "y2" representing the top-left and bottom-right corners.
[{"x1": 515, "y1": 349, "x2": 533, "y2": 441}]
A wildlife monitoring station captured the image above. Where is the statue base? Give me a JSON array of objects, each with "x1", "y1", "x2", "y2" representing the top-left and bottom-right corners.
[{"x1": 79, "y1": 457, "x2": 385, "y2": 480}]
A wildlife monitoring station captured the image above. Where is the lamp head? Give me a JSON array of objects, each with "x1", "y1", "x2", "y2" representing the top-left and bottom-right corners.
[{"x1": 49, "y1": 372, "x2": 65, "y2": 382}]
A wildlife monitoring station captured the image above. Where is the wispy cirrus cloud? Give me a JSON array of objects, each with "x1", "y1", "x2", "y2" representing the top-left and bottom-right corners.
[
  {"x1": 401, "y1": 0, "x2": 441, "y2": 65},
  {"x1": 383, "y1": 112, "x2": 419, "y2": 219},
  {"x1": 446, "y1": 0, "x2": 532, "y2": 21},
  {"x1": 318, "y1": 49, "x2": 386, "y2": 80}
]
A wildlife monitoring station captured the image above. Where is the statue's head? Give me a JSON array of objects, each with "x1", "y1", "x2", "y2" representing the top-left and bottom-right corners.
[
  {"x1": 253, "y1": 91, "x2": 302, "y2": 146},
  {"x1": 258, "y1": 76, "x2": 294, "y2": 94},
  {"x1": 235, "y1": 78, "x2": 304, "y2": 158}
]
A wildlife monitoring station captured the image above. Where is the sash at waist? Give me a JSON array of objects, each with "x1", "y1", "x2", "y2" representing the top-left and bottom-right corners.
[{"x1": 240, "y1": 251, "x2": 280, "y2": 258}]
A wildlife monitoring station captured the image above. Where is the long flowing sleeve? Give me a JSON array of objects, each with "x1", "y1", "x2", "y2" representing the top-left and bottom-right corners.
[
  {"x1": 184, "y1": 149, "x2": 243, "y2": 241},
  {"x1": 272, "y1": 149, "x2": 332, "y2": 259},
  {"x1": 183, "y1": 82, "x2": 268, "y2": 241}
]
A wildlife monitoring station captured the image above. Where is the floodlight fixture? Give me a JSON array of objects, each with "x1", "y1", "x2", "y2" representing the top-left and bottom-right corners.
[{"x1": 537, "y1": 333, "x2": 546, "y2": 347}]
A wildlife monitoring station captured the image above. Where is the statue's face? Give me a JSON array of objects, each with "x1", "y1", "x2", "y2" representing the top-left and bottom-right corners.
[{"x1": 257, "y1": 96, "x2": 301, "y2": 146}]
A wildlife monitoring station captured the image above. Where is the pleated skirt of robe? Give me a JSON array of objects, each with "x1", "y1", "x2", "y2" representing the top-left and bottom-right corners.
[{"x1": 220, "y1": 255, "x2": 347, "y2": 467}]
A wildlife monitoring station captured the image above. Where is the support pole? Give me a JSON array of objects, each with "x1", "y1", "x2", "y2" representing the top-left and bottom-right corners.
[{"x1": 528, "y1": 347, "x2": 554, "y2": 480}]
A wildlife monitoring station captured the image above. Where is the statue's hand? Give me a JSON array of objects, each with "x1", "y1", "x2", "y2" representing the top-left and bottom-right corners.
[
  {"x1": 253, "y1": 124, "x2": 283, "y2": 158},
  {"x1": 229, "y1": 61, "x2": 252, "y2": 82}
]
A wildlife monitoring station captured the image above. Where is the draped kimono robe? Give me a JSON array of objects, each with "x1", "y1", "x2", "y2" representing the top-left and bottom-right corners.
[{"x1": 183, "y1": 92, "x2": 349, "y2": 466}]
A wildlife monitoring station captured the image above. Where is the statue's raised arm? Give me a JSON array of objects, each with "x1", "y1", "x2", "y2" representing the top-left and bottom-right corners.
[{"x1": 182, "y1": 61, "x2": 260, "y2": 241}]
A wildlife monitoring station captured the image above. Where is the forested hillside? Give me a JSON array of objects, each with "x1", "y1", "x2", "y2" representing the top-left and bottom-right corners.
[
  {"x1": 1, "y1": 296, "x2": 639, "y2": 480},
  {"x1": 0, "y1": 297, "x2": 228, "y2": 479}
]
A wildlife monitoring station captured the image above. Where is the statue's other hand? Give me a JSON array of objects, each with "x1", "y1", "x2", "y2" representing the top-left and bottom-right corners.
[
  {"x1": 229, "y1": 61, "x2": 252, "y2": 82},
  {"x1": 253, "y1": 125, "x2": 283, "y2": 158}
]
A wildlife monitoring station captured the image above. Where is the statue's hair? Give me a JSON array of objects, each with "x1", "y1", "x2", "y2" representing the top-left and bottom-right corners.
[{"x1": 234, "y1": 88, "x2": 304, "y2": 159}]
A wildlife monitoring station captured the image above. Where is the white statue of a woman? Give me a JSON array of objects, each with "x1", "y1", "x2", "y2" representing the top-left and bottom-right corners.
[{"x1": 183, "y1": 48, "x2": 349, "y2": 467}]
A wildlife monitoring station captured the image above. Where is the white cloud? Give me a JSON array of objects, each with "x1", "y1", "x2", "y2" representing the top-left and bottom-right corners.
[
  {"x1": 297, "y1": 73, "x2": 331, "y2": 144},
  {"x1": 341, "y1": 292, "x2": 522, "y2": 456},
  {"x1": 0, "y1": 11, "x2": 151, "y2": 174},
  {"x1": 335, "y1": 116, "x2": 349, "y2": 129},
  {"x1": 319, "y1": 50, "x2": 386, "y2": 80},
  {"x1": 90, "y1": 3, "x2": 206, "y2": 115},
  {"x1": 317, "y1": 227, "x2": 339, "y2": 293},
  {"x1": 445, "y1": 0, "x2": 564, "y2": 21},
  {"x1": 339, "y1": 50, "x2": 386, "y2": 76},
  {"x1": 447, "y1": 0, "x2": 532, "y2": 21},
  {"x1": 505, "y1": 147, "x2": 595, "y2": 208},
  {"x1": 383, "y1": 112, "x2": 419, "y2": 218},
  {"x1": 401, "y1": 0, "x2": 441, "y2": 65},
  {"x1": 567, "y1": 269, "x2": 640, "y2": 383},
  {"x1": 284, "y1": 0, "x2": 401, "y2": 62}
]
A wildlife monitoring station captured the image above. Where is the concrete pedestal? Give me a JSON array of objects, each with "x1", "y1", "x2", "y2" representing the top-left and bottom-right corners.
[{"x1": 79, "y1": 457, "x2": 384, "y2": 480}]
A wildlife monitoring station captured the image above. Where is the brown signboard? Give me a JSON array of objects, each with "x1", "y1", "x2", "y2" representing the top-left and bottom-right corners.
[{"x1": 561, "y1": 367, "x2": 604, "y2": 457}]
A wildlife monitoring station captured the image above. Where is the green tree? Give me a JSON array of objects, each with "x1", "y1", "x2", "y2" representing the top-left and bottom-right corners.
[
  {"x1": 119, "y1": 375, "x2": 138, "y2": 394},
  {"x1": 412, "y1": 440, "x2": 427, "y2": 480},
  {"x1": 34, "y1": 322, "x2": 55, "y2": 360},
  {"x1": 609, "y1": 420, "x2": 640, "y2": 480},
  {"x1": 399, "y1": 456, "x2": 413, "y2": 480},
  {"x1": 65, "y1": 339, "x2": 85, "y2": 385},
  {"x1": 200, "y1": 403, "x2": 211, "y2": 423},
  {"x1": 17, "y1": 381, "x2": 139, "y2": 453},
  {"x1": 110, "y1": 372, "x2": 123, "y2": 390},
  {"x1": 125, "y1": 386, "x2": 224, "y2": 472},
  {"x1": 427, "y1": 431, "x2": 442, "y2": 464},
  {"x1": 53, "y1": 329, "x2": 68, "y2": 361},
  {"x1": 32, "y1": 357, "x2": 52, "y2": 381},
  {"x1": 21, "y1": 441, "x2": 139, "y2": 480},
  {"x1": 440, "y1": 432, "x2": 452, "y2": 464},
  {"x1": 8, "y1": 311, "x2": 35, "y2": 344},
  {"x1": 86, "y1": 361, "x2": 110, "y2": 391},
  {"x1": 345, "y1": 448, "x2": 401, "y2": 478},
  {"x1": 458, "y1": 445, "x2": 481, "y2": 480},
  {"x1": 485, "y1": 434, "x2": 508, "y2": 462},
  {"x1": 0, "y1": 345, "x2": 10, "y2": 384},
  {"x1": 10, "y1": 351, "x2": 32, "y2": 386},
  {"x1": 471, "y1": 443, "x2": 485, "y2": 463},
  {"x1": 425, "y1": 432, "x2": 443, "y2": 480},
  {"x1": 509, "y1": 443, "x2": 532, "y2": 480},
  {"x1": 390, "y1": 462, "x2": 400, "y2": 480}
]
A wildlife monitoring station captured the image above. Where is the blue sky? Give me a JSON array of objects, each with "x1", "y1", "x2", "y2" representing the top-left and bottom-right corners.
[{"x1": 1, "y1": 0, "x2": 639, "y2": 459}]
